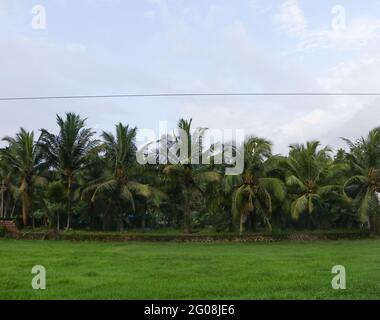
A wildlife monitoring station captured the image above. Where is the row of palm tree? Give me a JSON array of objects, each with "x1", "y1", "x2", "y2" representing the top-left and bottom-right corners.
[{"x1": 1, "y1": 112, "x2": 379, "y2": 234}]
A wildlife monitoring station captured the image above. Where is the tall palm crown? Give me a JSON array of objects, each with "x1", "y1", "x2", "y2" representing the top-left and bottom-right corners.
[
  {"x1": 0, "y1": 156, "x2": 17, "y2": 219},
  {"x1": 85, "y1": 123, "x2": 163, "y2": 230},
  {"x1": 227, "y1": 137, "x2": 285, "y2": 233},
  {"x1": 2, "y1": 128, "x2": 45, "y2": 225},
  {"x1": 285, "y1": 141, "x2": 339, "y2": 221},
  {"x1": 102, "y1": 123, "x2": 137, "y2": 182},
  {"x1": 343, "y1": 128, "x2": 380, "y2": 232},
  {"x1": 163, "y1": 118, "x2": 220, "y2": 233},
  {"x1": 38, "y1": 113, "x2": 98, "y2": 230}
]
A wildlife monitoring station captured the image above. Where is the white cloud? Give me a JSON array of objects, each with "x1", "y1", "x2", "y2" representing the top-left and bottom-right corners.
[
  {"x1": 144, "y1": 10, "x2": 155, "y2": 19},
  {"x1": 1, "y1": 1, "x2": 380, "y2": 156},
  {"x1": 298, "y1": 18, "x2": 380, "y2": 51},
  {"x1": 274, "y1": 0, "x2": 307, "y2": 37},
  {"x1": 272, "y1": 102, "x2": 360, "y2": 150},
  {"x1": 317, "y1": 57, "x2": 380, "y2": 92},
  {"x1": 275, "y1": 0, "x2": 380, "y2": 51},
  {"x1": 0, "y1": 35, "x2": 175, "y2": 142},
  {"x1": 66, "y1": 42, "x2": 86, "y2": 54},
  {"x1": 272, "y1": 56, "x2": 380, "y2": 152}
]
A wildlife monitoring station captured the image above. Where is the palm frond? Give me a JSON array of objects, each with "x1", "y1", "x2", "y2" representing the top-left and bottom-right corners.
[{"x1": 290, "y1": 195, "x2": 308, "y2": 220}]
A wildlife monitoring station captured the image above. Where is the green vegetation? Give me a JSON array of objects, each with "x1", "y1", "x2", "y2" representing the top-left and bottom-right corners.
[
  {"x1": 0, "y1": 239, "x2": 379, "y2": 299},
  {"x1": 1, "y1": 112, "x2": 380, "y2": 234}
]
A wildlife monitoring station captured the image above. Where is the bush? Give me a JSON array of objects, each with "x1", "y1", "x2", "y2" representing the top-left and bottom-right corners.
[{"x1": 0, "y1": 225, "x2": 6, "y2": 237}]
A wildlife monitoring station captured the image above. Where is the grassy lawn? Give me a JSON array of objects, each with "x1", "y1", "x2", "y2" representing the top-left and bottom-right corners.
[{"x1": 0, "y1": 239, "x2": 379, "y2": 299}]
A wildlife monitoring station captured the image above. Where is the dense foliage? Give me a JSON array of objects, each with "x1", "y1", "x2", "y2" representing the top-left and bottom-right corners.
[{"x1": 1, "y1": 113, "x2": 380, "y2": 234}]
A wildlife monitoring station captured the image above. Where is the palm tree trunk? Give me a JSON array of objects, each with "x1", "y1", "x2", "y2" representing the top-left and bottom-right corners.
[
  {"x1": 102, "y1": 204, "x2": 112, "y2": 231},
  {"x1": 4, "y1": 198, "x2": 8, "y2": 218},
  {"x1": 369, "y1": 214, "x2": 374, "y2": 233},
  {"x1": 250, "y1": 211, "x2": 256, "y2": 232},
  {"x1": 184, "y1": 211, "x2": 191, "y2": 233},
  {"x1": 118, "y1": 218, "x2": 124, "y2": 232},
  {"x1": 239, "y1": 214, "x2": 244, "y2": 235},
  {"x1": 183, "y1": 189, "x2": 191, "y2": 234},
  {"x1": 21, "y1": 192, "x2": 32, "y2": 226},
  {"x1": 141, "y1": 204, "x2": 147, "y2": 232},
  {"x1": 0, "y1": 182, "x2": 4, "y2": 218},
  {"x1": 11, "y1": 201, "x2": 16, "y2": 217},
  {"x1": 90, "y1": 202, "x2": 96, "y2": 230},
  {"x1": 228, "y1": 211, "x2": 234, "y2": 232},
  {"x1": 20, "y1": 179, "x2": 30, "y2": 226},
  {"x1": 141, "y1": 215, "x2": 145, "y2": 231},
  {"x1": 65, "y1": 176, "x2": 72, "y2": 231},
  {"x1": 265, "y1": 217, "x2": 272, "y2": 233},
  {"x1": 65, "y1": 198, "x2": 71, "y2": 231},
  {"x1": 370, "y1": 213, "x2": 380, "y2": 234},
  {"x1": 30, "y1": 192, "x2": 34, "y2": 229},
  {"x1": 22, "y1": 200, "x2": 28, "y2": 226}
]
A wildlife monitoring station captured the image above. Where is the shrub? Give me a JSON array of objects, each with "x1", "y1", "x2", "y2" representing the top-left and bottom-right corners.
[{"x1": 0, "y1": 224, "x2": 7, "y2": 237}]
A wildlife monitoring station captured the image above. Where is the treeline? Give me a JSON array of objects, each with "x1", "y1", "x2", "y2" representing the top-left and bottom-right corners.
[{"x1": 0, "y1": 112, "x2": 379, "y2": 234}]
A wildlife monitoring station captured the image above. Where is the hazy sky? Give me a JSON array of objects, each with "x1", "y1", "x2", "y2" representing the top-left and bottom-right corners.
[{"x1": 1, "y1": 0, "x2": 380, "y2": 153}]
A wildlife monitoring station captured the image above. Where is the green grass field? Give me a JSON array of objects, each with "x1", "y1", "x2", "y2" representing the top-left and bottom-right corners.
[{"x1": 0, "y1": 239, "x2": 379, "y2": 299}]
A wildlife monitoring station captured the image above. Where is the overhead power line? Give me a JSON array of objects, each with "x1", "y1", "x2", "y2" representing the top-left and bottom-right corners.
[{"x1": 1, "y1": 92, "x2": 380, "y2": 101}]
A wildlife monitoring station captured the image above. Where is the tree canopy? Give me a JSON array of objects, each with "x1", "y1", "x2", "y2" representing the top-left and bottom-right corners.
[{"x1": 1, "y1": 113, "x2": 379, "y2": 234}]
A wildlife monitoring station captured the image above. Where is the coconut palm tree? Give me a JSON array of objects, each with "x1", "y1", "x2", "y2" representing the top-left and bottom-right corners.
[
  {"x1": 225, "y1": 137, "x2": 285, "y2": 234},
  {"x1": 163, "y1": 118, "x2": 221, "y2": 233},
  {"x1": 0, "y1": 154, "x2": 19, "y2": 219},
  {"x1": 343, "y1": 128, "x2": 380, "y2": 233},
  {"x1": 2, "y1": 128, "x2": 45, "y2": 226},
  {"x1": 84, "y1": 123, "x2": 164, "y2": 231},
  {"x1": 285, "y1": 141, "x2": 342, "y2": 225},
  {"x1": 38, "y1": 113, "x2": 98, "y2": 230}
]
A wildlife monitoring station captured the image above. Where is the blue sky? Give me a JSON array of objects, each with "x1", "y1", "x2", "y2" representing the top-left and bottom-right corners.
[{"x1": 1, "y1": 0, "x2": 380, "y2": 153}]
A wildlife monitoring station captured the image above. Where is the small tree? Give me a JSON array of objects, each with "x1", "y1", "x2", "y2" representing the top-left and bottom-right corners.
[
  {"x1": 2, "y1": 129, "x2": 45, "y2": 226},
  {"x1": 84, "y1": 123, "x2": 164, "y2": 231},
  {"x1": 38, "y1": 113, "x2": 98, "y2": 230},
  {"x1": 226, "y1": 137, "x2": 285, "y2": 234},
  {"x1": 343, "y1": 128, "x2": 380, "y2": 234},
  {"x1": 163, "y1": 119, "x2": 221, "y2": 234}
]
